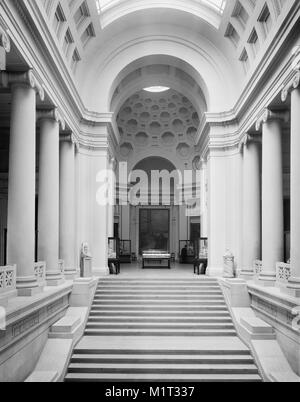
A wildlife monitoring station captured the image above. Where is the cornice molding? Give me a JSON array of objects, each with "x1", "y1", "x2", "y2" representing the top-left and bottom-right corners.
[{"x1": 0, "y1": 69, "x2": 44, "y2": 100}]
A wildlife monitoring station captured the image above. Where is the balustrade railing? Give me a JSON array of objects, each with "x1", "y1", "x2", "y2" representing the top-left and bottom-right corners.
[
  {"x1": 58, "y1": 260, "x2": 65, "y2": 275},
  {"x1": 34, "y1": 262, "x2": 46, "y2": 285},
  {"x1": 0, "y1": 265, "x2": 16, "y2": 294},
  {"x1": 276, "y1": 262, "x2": 291, "y2": 287},
  {"x1": 253, "y1": 260, "x2": 262, "y2": 277}
]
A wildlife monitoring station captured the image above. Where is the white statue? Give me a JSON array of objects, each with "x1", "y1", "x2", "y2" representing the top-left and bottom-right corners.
[
  {"x1": 80, "y1": 242, "x2": 92, "y2": 277},
  {"x1": 223, "y1": 249, "x2": 235, "y2": 278}
]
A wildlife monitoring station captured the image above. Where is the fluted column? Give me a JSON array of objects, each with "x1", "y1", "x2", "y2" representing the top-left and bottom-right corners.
[
  {"x1": 240, "y1": 134, "x2": 261, "y2": 280},
  {"x1": 282, "y1": 50, "x2": 300, "y2": 296},
  {"x1": 0, "y1": 26, "x2": 10, "y2": 70},
  {"x1": 256, "y1": 109, "x2": 286, "y2": 286},
  {"x1": 0, "y1": 70, "x2": 44, "y2": 296},
  {"x1": 60, "y1": 133, "x2": 77, "y2": 279},
  {"x1": 38, "y1": 108, "x2": 65, "y2": 286}
]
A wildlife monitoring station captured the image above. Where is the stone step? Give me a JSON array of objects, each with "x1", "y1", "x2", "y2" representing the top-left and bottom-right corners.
[
  {"x1": 94, "y1": 294, "x2": 223, "y2": 299},
  {"x1": 90, "y1": 306, "x2": 229, "y2": 311},
  {"x1": 95, "y1": 290, "x2": 224, "y2": 297},
  {"x1": 84, "y1": 329, "x2": 237, "y2": 337},
  {"x1": 98, "y1": 279, "x2": 218, "y2": 282},
  {"x1": 65, "y1": 373, "x2": 262, "y2": 383},
  {"x1": 86, "y1": 323, "x2": 236, "y2": 330},
  {"x1": 97, "y1": 283, "x2": 220, "y2": 291},
  {"x1": 68, "y1": 363, "x2": 259, "y2": 375},
  {"x1": 92, "y1": 300, "x2": 226, "y2": 306},
  {"x1": 87, "y1": 317, "x2": 233, "y2": 323},
  {"x1": 71, "y1": 354, "x2": 255, "y2": 364},
  {"x1": 89, "y1": 310, "x2": 230, "y2": 317}
]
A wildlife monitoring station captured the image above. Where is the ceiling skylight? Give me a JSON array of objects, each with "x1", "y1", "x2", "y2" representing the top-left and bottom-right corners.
[{"x1": 143, "y1": 86, "x2": 170, "y2": 93}]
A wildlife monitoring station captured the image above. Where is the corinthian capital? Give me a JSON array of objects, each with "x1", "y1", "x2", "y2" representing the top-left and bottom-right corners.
[
  {"x1": 37, "y1": 108, "x2": 65, "y2": 130},
  {"x1": 0, "y1": 27, "x2": 10, "y2": 53},
  {"x1": 256, "y1": 108, "x2": 289, "y2": 131},
  {"x1": 0, "y1": 69, "x2": 44, "y2": 100}
]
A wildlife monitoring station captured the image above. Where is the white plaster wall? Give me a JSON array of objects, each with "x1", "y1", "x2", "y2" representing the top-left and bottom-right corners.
[
  {"x1": 207, "y1": 150, "x2": 226, "y2": 276},
  {"x1": 207, "y1": 148, "x2": 243, "y2": 276},
  {"x1": 78, "y1": 149, "x2": 109, "y2": 275}
]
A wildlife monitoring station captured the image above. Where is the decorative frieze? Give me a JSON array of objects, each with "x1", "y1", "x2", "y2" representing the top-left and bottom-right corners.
[
  {"x1": 12, "y1": 312, "x2": 40, "y2": 338},
  {"x1": 0, "y1": 69, "x2": 44, "y2": 101}
]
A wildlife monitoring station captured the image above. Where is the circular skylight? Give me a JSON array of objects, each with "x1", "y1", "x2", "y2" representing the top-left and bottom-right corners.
[{"x1": 143, "y1": 86, "x2": 170, "y2": 93}]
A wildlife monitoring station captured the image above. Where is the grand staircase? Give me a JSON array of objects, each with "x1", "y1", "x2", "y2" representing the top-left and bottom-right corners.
[{"x1": 65, "y1": 277, "x2": 262, "y2": 382}]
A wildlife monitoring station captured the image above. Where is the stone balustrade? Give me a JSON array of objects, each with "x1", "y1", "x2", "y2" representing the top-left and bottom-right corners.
[
  {"x1": 34, "y1": 262, "x2": 46, "y2": 285},
  {"x1": 276, "y1": 262, "x2": 291, "y2": 288},
  {"x1": 58, "y1": 260, "x2": 65, "y2": 275},
  {"x1": 0, "y1": 265, "x2": 16, "y2": 294},
  {"x1": 253, "y1": 260, "x2": 262, "y2": 277}
]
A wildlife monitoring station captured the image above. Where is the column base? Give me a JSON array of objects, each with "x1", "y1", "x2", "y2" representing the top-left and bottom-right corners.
[
  {"x1": 256, "y1": 272, "x2": 276, "y2": 287},
  {"x1": 92, "y1": 267, "x2": 110, "y2": 277},
  {"x1": 64, "y1": 269, "x2": 79, "y2": 281},
  {"x1": 206, "y1": 266, "x2": 223, "y2": 277},
  {"x1": 16, "y1": 276, "x2": 43, "y2": 297},
  {"x1": 46, "y1": 271, "x2": 65, "y2": 287},
  {"x1": 282, "y1": 277, "x2": 300, "y2": 298},
  {"x1": 239, "y1": 270, "x2": 255, "y2": 281}
]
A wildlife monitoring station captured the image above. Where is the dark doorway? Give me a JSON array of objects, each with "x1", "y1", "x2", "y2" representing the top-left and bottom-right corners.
[{"x1": 139, "y1": 209, "x2": 170, "y2": 254}]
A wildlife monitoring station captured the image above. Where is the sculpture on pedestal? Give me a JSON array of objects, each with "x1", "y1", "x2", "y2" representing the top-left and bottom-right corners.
[{"x1": 80, "y1": 243, "x2": 92, "y2": 278}]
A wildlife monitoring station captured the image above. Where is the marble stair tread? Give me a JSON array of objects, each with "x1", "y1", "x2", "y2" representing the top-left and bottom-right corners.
[
  {"x1": 71, "y1": 352, "x2": 253, "y2": 364},
  {"x1": 87, "y1": 316, "x2": 233, "y2": 322},
  {"x1": 65, "y1": 373, "x2": 262, "y2": 382},
  {"x1": 85, "y1": 323, "x2": 235, "y2": 328},
  {"x1": 68, "y1": 363, "x2": 259, "y2": 373},
  {"x1": 90, "y1": 308, "x2": 229, "y2": 313},
  {"x1": 75, "y1": 336, "x2": 249, "y2": 351},
  {"x1": 84, "y1": 329, "x2": 237, "y2": 336}
]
